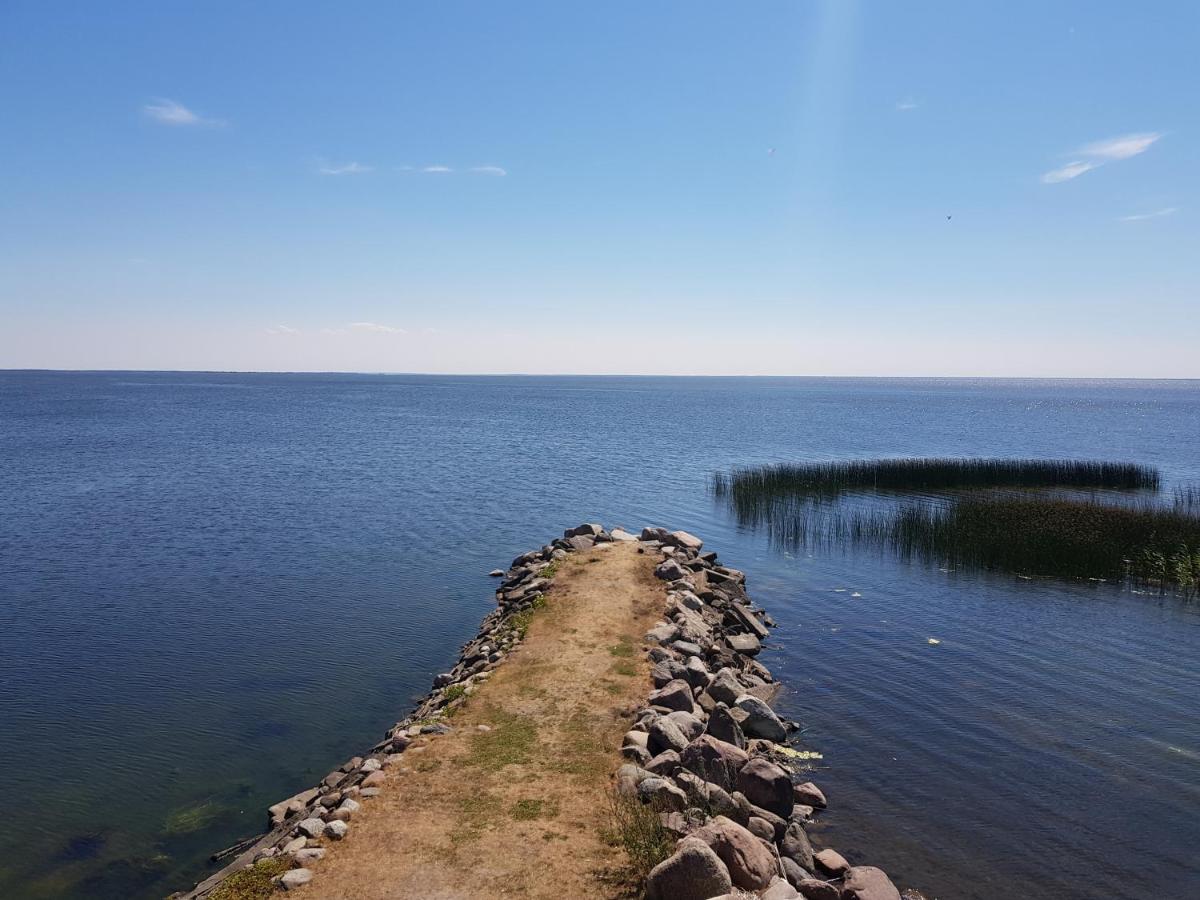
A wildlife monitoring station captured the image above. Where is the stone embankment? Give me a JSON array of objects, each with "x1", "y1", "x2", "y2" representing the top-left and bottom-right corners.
[{"x1": 180, "y1": 523, "x2": 921, "y2": 900}]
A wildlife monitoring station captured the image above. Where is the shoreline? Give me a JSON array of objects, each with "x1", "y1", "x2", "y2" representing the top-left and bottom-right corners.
[{"x1": 179, "y1": 525, "x2": 920, "y2": 899}]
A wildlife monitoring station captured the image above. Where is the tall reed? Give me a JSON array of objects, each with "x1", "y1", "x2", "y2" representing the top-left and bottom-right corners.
[{"x1": 713, "y1": 458, "x2": 1160, "y2": 506}]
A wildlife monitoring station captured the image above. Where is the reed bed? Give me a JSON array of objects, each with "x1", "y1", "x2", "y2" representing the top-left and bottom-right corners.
[{"x1": 712, "y1": 458, "x2": 1160, "y2": 506}]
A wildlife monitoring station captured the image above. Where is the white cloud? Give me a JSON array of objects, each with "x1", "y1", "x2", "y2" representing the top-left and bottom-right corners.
[
  {"x1": 421, "y1": 165, "x2": 453, "y2": 173},
  {"x1": 1042, "y1": 132, "x2": 1163, "y2": 184},
  {"x1": 1081, "y1": 132, "x2": 1162, "y2": 160},
  {"x1": 469, "y1": 165, "x2": 507, "y2": 176},
  {"x1": 1041, "y1": 160, "x2": 1102, "y2": 184},
  {"x1": 348, "y1": 322, "x2": 406, "y2": 334},
  {"x1": 265, "y1": 324, "x2": 300, "y2": 336},
  {"x1": 895, "y1": 97, "x2": 918, "y2": 111},
  {"x1": 1119, "y1": 206, "x2": 1178, "y2": 222},
  {"x1": 143, "y1": 98, "x2": 223, "y2": 127},
  {"x1": 319, "y1": 161, "x2": 372, "y2": 175}
]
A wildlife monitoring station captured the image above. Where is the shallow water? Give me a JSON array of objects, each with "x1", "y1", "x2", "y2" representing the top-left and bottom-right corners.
[{"x1": 1, "y1": 373, "x2": 1197, "y2": 898}]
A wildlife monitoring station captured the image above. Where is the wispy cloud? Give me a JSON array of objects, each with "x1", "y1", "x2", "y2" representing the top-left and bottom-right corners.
[
  {"x1": 265, "y1": 324, "x2": 300, "y2": 336},
  {"x1": 1119, "y1": 206, "x2": 1177, "y2": 222},
  {"x1": 1081, "y1": 132, "x2": 1162, "y2": 160},
  {"x1": 895, "y1": 97, "x2": 919, "y2": 111},
  {"x1": 421, "y1": 165, "x2": 453, "y2": 173},
  {"x1": 1041, "y1": 160, "x2": 1102, "y2": 184},
  {"x1": 143, "y1": 98, "x2": 223, "y2": 127},
  {"x1": 469, "y1": 165, "x2": 507, "y2": 176},
  {"x1": 1041, "y1": 131, "x2": 1163, "y2": 184},
  {"x1": 348, "y1": 321, "x2": 406, "y2": 334},
  {"x1": 319, "y1": 161, "x2": 372, "y2": 175}
]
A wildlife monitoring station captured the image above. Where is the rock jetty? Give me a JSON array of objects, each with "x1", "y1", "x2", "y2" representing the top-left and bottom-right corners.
[{"x1": 179, "y1": 523, "x2": 920, "y2": 900}]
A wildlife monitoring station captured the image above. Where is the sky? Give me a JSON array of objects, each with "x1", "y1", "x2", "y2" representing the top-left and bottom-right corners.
[{"x1": 1, "y1": 1, "x2": 1197, "y2": 376}]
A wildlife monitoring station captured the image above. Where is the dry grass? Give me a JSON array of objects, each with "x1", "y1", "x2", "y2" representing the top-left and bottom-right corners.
[{"x1": 299, "y1": 542, "x2": 667, "y2": 900}]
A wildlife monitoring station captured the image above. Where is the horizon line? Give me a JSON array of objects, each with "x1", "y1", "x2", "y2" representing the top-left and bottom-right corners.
[{"x1": 3, "y1": 368, "x2": 1199, "y2": 381}]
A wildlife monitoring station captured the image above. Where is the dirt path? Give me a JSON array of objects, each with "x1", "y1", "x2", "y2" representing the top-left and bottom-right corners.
[{"x1": 301, "y1": 542, "x2": 663, "y2": 899}]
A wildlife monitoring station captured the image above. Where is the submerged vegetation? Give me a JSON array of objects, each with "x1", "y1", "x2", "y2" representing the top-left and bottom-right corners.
[
  {"x1": 714, "y1": 457, "x2": 1160, "y2": 507},
  {"x1": 860, "y1": 495, "x2": 1200, "y2": 593},
  {"x1": 715, "y1": 457, "x2": 1200, "y2": 595}
]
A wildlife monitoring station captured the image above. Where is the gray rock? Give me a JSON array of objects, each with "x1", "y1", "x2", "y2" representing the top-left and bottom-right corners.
[
  {"x1": 648, "y1": 716, "x2": 689, "y2": 754},
  {"x1": 683, "y1": 656, "x2": 711, "y2": 688},
  {"x1": 737, "y1": 757, "x2": 794, "y2": 818},
  {"x1": 666, "y1": 710, "x2": 705, "y2": 742},
  {"x1": 655, "y1": 558, "x2": 688, "y2": 581},
  {"x1": 794, "y1": 781, "x2": 828, "y2": 809},
  {"x1": 842, "y1": 867, "x2": 901, "y2": 900},
  {"x1": 707, "y1": 668, "x2": 745, "y2": 706},
  {"x1": 294, "y1": 847, "x2": 326, "y2": 863},
  {"x1": 780, "y1": 821, "x2": 814, "y2": 871},
  {"x1": 728, "y1": 633, "x2": 762, "y2": 655},
  {"x1": 651, "y1": 658, "x2": 688, "y2": 688},
  {"x1": 748, "y1": 816, "x2": 775, "y2": 841},
  {"x1": 707, "y1": 703, "x2": 747, "y2": 749},
  {"x1": 689, "y1": 815, "x2": 779, "y2": 892},
  {"x1": 325, "y1": 819, "x2": 349, "y2": 840},
  {"x1": 645, "y1": 622, "x2": 680, "y2": 644},
  {"x1": 668, "y1": 530, "x2": 704, "y2": 551},
  {"x1": 783, "y1": 858, "x2": 815, "y2": 890},
  {"x1": 735, "y1": 694, "x2": 787, "y2": 742},
  {"x1": 797, "y1": 878, "x2": 841, "y2": 900},
  {"x1": 622, "y1": 730, "x2": 651, "y2": 751},
  {"x1": 679, "y1": 735, "x2": 749, "y2": 792},
  {"x1": 637, "y1": 776, "x2": 688, "y2": 811},
  {"x1": 282, "y1": 836, "x2": 307, "y2": 853},
  {"x1": 566, "y1": 535, "x2": 595, "y2": 551},
  {"x1": 814, "y1": 848, "x2": 851, "y2": 876},
  {"x1": 296, "y1": 818, "x2": 326, "y2": 839},
  {"x1": 644, "y1": 836, "x2": 733, "y2": 900},
  {"x1": 671, "y1": 640, "x2": 704, "y2": 657},
  {"x1": 645, "y1": 750, "x2": 681, "y2": 775},
  {"x1": 279, "y1": 868, "x2": 313, "y2": 890},
  {"x1": 762, "y1": 877, "x2": 802, "y2": 899},
  {"x1": 648, "y1": 679, "x2": 695, "y2": 713},
  {"x1": 610, "y1": 528, "x2": 639, "y2": 542},
  {"x1": 565, "y1": 522, "x2": 603, "y2": 538}
]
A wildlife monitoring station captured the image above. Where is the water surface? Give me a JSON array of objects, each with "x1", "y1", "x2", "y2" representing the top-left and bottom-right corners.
[{"x1": 1, "y1": 373, "x2": 1197, "y2": 898}]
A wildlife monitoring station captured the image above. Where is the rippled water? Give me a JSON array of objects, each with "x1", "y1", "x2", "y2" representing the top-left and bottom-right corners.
[{"x1": 1, "y1": 373, "x2": 1197, "y2": 899}]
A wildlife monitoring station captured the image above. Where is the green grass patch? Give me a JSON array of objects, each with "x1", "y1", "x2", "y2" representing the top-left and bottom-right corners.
[
  {"x1": 611, "y1": 660, "x2": 637, "y2": 677},
  {"x1": 465, "y1": 707, "x2": 539, "y2": 771},
  {"x1": 209, "y1": 856, "x2": 292, "y2": 900},
  {"x1": 608, "y1": 636, "x2": 635, "y2": 658},
  {"x1": 509, "y1": 797, "x2": 561, "y2": 821}
]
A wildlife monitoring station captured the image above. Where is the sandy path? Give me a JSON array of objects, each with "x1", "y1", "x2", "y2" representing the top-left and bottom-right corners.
[{"x1": 300, "y1": 542, "x2": 663, "y2": 899}]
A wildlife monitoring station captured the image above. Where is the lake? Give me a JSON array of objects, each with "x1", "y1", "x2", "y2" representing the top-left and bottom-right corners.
[{"x1": 1, "y1": 373, "x2": 1197, "y2": 899}]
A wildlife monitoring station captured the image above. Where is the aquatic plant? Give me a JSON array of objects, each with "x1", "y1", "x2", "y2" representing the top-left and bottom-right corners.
[
  {"x1": 859, "y1": 495, "x2": 1200, "y2": 593},
  {"x1": 713, "y1": 457, "x2": 1160, "y2": 506}
]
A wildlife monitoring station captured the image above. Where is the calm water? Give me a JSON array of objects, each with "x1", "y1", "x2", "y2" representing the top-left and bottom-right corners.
[{"x1": 1, "y1": 373, "x2": 1197, "y2": 899}]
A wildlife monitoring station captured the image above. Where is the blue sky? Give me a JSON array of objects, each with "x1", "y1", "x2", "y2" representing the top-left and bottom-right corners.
[{"x1": 1, "y1": 1, "x2": 1196, "y2": 375}]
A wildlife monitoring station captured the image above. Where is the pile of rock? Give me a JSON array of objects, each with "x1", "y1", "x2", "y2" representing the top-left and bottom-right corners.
[{"x1": 619, "y1": 527, "x2": 917, "y2": 900}]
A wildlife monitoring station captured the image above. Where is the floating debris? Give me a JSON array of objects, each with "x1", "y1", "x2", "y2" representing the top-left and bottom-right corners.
[
  {"x1": 927, "y1": 638, "x2": 942, "y2": 645},
  {"x1": 850, "y1": 592, "x2": 862, "y2": 598}
]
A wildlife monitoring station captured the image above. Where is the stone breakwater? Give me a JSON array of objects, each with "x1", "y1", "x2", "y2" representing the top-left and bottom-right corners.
[{"x1": 180, "y1": 523, "x2": 920, "y2": 900}]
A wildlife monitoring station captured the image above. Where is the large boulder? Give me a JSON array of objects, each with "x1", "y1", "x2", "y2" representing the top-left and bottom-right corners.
[
  {"x1": 761, "y1": 877, "x2": 802, "y2": 899},
  {"x1": 637, "y1": 776, "x2": 688, "y2": 811},
  {"x1": 645, "y1": 837, "x2": 732, "y2": 900},
  {"x1": 706, "y1": 703, "x2": 747, "y2": 749},
  {"x1": 648, "y1": 716, "x2": 689, "y2": 755},
  {"x1": 813, "y1": 848, "x2": 850, "y2": 876},
  {"x1": 667, "y1": 530, "x2": 704, "y2": 551},
  {"x1": 689, "y1": 815, "x2": 779, "y2": 892},
  {"x1": 679, "y1": 735, "x2": 749, "y2": 792},
  {"x1": 780, "y1": 821, "x2": 814, "y2": 871},
  {"x1": 841, "y1": 867, "x2": 901, "y2": 900},
  {"x1": 649, "y1": 679, "x2": 696, "y2": 714},
  {"x1": 737, "y1": 757, "x2": 794, "y2": 818},
  {"x1": 794, "y1": 781, "x2": 828, "y2": 809},
  {"x1": 655, "y1": 558, "x2": 688, "y2": 581},
  {"x1": 797, "y1": 879, "x2": 841, "y2": 900},
  {"x1": 666, "y1": 710, "x2": 705, "y2": 742},
  {"x1": 706, "y1": 668, "x2": 745, "y2": 706},
  {"x1": 735, "y1": 694, "x2": 787, "y2": 742},
  {"x1": 652, "y1": 658, "x2": 688, "y2": 688}
]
